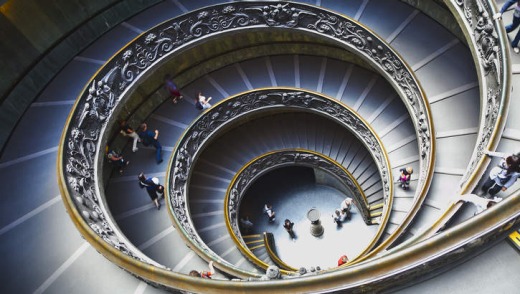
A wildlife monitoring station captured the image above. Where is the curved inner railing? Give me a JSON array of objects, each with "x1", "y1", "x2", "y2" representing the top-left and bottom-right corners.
[
  {"x1": 264, "y1": 232, "x2": 299, "y2": 272},
  {"x1": 224, "y1": 148, "x2": 372, "y2": 272},
  {"x1": 169, "y1": 89, "x2": 391, "y2": 275},
  {"x1": 59, "y1": 0, "x2": 434, "y2": 273}
]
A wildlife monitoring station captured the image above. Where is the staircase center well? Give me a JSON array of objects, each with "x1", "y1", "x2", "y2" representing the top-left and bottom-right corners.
[{"x1": 239, "y1": 166, "x2": 378, "y2": 269}]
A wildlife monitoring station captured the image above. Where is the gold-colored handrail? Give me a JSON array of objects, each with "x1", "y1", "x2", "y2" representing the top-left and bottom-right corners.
[
  {"x1": 263, "y1": 232, "x2": 299, "y2": 272},
  {"x1": 444, "y1": 0, "x2": 512, "y2": 194}
]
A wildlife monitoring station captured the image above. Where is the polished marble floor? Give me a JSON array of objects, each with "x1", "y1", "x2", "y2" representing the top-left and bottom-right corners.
[{"x1": 239, "y1": 166, "x2": 378, "y2": 269}]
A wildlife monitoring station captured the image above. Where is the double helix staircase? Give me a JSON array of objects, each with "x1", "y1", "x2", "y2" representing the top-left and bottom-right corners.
[{"x1": 1, "y1": 0, "x2": 520, "y2": 293}]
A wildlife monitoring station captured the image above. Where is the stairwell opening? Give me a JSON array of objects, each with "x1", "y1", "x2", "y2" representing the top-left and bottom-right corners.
[{"x1": 238, "y1": 166, "x2": 378, "y2": 269}]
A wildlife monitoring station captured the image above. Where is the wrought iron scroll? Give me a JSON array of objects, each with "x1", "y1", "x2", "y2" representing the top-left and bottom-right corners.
[
  {"x1": 226, "y1": 150, "x2": 371, "y2": 246},
  {"x1": 60, "y1": 1, "x2": 432, "y2": 275},
  {"x1": 448, "y1": 0, "x2": 509, "y2": 188},
  {"x1": 64, "y1": 70, "x2": 145, "y2": 261}
]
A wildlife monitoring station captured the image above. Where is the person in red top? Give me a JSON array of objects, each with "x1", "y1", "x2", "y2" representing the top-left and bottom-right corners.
[
  {"x1": 189, "y1": 261, "x2": 215, "y2": 279},
  {"x1": 338, "y1": 255, "x2": 349, "y2": 266},
  {"x1": 164, "y1": 74, "x2": 183, "y2": 103}
]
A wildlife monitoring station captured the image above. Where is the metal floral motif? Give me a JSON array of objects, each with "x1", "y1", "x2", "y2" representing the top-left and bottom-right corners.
[
  {"x1": 227, "y1": 150, "x2": 373, "y2": 245},
  {"x1": 169, "y1": 90, "x2": 390, "y2": 270},
  {"x1": 65, "y1": 68, "x2": 142, "y2": 260},
  {"x1": 61, "y1": 1, "x2": 432, "y2": 275},
  {"x1": 252, "y1": 3, "x2": 314, "y2": 27},
  {"x1": 451, "y1": 0, "x2": 507, "y2": 188},
  {"x1": 301, "y1": 8, "x2": 431, "y2": 163}
]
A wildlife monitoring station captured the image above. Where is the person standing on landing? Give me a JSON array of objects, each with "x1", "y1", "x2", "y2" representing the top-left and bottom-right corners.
[
  {"x1": 494, "y1": 0, "x2": 520, "y2": 54},
  {"x1": 263, "y1": 204, "x2": 276, "y2": 222},
  {"x1": 332, "y1": 209, "x2": 347, "y2": 226},
  {"x1": 283, "y1": 219, "x2": 296, "y2": 240},
  {"x1": 340, "y1": 197, "x2": 354, "y2": 220}
]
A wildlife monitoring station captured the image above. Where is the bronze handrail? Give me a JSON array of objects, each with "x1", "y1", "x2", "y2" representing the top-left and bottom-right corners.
[{"x1": 264, "y1": 232, "x2": 299, "y2": 272}]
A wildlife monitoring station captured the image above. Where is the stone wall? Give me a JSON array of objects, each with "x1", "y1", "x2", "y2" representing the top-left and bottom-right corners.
[{"x1": 0, "y1": 0, "x2": 161, "y2": 152}]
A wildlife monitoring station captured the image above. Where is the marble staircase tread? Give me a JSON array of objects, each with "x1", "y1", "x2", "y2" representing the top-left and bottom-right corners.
[
  {"x1": 79, "y1": 25, "x2": 139, "y2": 61},
  {"x1": 0, "y1": 105, "x2": 71, "y2": 162},
  {"x1": 125, "y1": 1, "x2": 184, "y2": 31}
]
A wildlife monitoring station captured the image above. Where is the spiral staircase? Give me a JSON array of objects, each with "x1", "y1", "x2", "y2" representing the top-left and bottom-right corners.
[{"x1": 1, "y1": 0, "x2": 520, "y2": 293}]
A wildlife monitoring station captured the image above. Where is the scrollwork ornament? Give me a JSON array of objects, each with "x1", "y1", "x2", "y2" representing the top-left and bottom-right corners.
[{"x1": 453, "y1": 0, "x2": 506, "y2": 187}]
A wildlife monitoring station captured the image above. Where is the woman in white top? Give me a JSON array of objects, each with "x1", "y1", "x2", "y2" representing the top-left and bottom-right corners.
[
  {"x1": 198, "y1": 92, "x2": 212, "y2": 109},
  {"x1": 263, "y1": 204, "x2": 275, "y2": 222},
  {"x1": 481, "y1": 150, "x2": 520, "y2": 196}
]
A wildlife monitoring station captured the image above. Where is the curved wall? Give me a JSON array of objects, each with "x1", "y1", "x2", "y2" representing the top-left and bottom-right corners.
[{"x1": 0, "y1": 0, "x2": 161, "y2": 151}]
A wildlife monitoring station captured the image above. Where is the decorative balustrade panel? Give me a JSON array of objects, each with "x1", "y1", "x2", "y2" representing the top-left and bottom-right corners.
[{"x1": 448, "y1": 0, "x2": 509, "y2": 188}]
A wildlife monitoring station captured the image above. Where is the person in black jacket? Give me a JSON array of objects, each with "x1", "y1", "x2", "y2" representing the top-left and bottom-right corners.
[
  {"x1": 138, "y1": 172, "x2": 164, "y2": 210},
  {"x1": 284, "y1": 219, "x2": 296, "y2": 240}
]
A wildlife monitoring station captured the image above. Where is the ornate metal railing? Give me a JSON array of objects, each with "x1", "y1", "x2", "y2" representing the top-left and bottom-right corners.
[
  {"x1": 170, "y1": 89, "x2": 391, "y2": 274},
  {"x1": 446, "y1": 0, "x2": 510, "y2": 190},
  {"x1": 392, "y1": 0, "x2": 512, "y2": 246},
  {"x1": 57, "y1": 2, "x2": 437, "y2": 291},
  {"x1": 224, "y1": 149, "x2": 372, "y2": 271}
]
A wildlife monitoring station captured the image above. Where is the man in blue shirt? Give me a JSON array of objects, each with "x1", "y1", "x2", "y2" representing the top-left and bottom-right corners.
[
  {"x1": 138, "y1": 123, "x2": 163, "y2": 164},
  {"x1": 495, "y1": 0, "x2": 520, "y2": 53}
]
